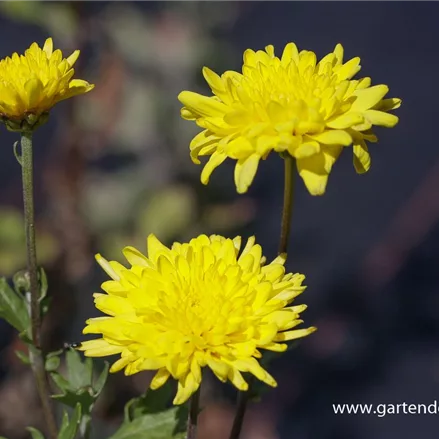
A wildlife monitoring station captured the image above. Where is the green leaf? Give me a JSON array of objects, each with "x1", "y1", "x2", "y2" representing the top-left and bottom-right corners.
[
  {"x1": 110, "y1": 407, "x2": 187, "y2": 439},
  {"x1": 12, "y1": 270, "x2": 30, "y2": 295},
  {"x1": 38, "y1": 267, "x2": 48, "y2": 302},
  {"x1": 50, "y1": 371, "x2": 71, "y2": 393},
  {"x1": 15, "y1": 350, "x2": 31, "y2": 365},
  {"x1": 125, "y1": 383, "x2": 173, "y2": 421},
  {"x1": 66, "y1": 348, "x2": 92, "y2": 389},
  {"x1": 93, "y1": 362, "x2": 109, "y2": 395},
  {"x1": 52, "y1": 387, "x2": 95, "y2": 411},
  {"x1": 51, "y1": 350, "x2": 109, "y2": 418},
  {"x1": 58, "y1": 404, "x2": 82, "y2": 439},
  {"x1": 40, "y1": 296, "x2": 52, "y2": 317},
  {"x1": 0, "y1": 277, "x2": 30, "y2": 332},
  {"x1": 26, "y1": 427, "x2": 45, "y2": 439},
  {"x1": 45, "y1": 355, "x2": 60, "y2": 372},
  {"x1": 18, "y1": 329, "x2": 32, "y2": 344}
]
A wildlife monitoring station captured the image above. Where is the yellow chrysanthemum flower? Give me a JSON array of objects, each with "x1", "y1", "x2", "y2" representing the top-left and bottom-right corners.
[
  {"x1": 0, "y1": 38, "x2": 94, "y2": 126},
  {"x1": 80, "y1": 234, "x2": 316, "y2": 404},
  {"x1": 178, "y1": 43, "x2": 401, "y2": 195}
]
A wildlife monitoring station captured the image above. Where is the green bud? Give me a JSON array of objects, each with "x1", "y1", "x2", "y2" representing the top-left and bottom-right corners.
[
  {"x1": 26, "y1": 112, "x2": 49, "y2": 130},
  {"x1": 13, "y1": 269, "x2": 31, "y2": 295}
]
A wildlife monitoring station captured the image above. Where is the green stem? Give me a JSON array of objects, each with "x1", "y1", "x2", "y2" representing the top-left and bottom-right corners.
[
  {"x1": 278, "y1": 155, "x2": 295, "y2": 256},
  {"x1": 20, "y1": 131, "x2": 58, "y2": 439},
  {"x1": 229, "y1": 155, "x2": 296, "y2": 439},
  {"x1": 186, "y1": 388, "x2": 200, "y2": 439}
]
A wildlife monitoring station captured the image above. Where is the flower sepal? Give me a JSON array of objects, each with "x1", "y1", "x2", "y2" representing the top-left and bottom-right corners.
[{"x1": 1, "y1": 112, "x2": 49, "y2": 133}]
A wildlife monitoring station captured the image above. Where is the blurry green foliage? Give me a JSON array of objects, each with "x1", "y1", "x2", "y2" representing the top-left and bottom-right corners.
[
  {"x1": 0, "y1": 1, "x2": 77, "y2": 43},
  {"x1": 0, "y1": 208, "x2": 59, "y2": 276},
  {"x1": 136, "y1": 185, "x2": 197, "y2": 241}
]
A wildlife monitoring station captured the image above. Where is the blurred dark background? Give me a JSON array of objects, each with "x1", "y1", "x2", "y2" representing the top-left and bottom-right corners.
[{"x1": 0, "y1": 2, "x2": 438, "y2": 438}]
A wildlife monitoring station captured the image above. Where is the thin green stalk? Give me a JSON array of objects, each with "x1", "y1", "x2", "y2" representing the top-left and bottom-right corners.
[
  {"x1": 186, "y1": 387, "x2": 201, "y2": 439},
  {"x1": 229, "y1": 154, "x2": 296, "y2": 439},
  {"x1": 20, "y1": 131, "x2": 58, "y2": 439}
]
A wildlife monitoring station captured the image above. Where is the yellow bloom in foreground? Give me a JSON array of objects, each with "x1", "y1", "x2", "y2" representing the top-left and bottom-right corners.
[
  {"x1": 0, "y1": 38, "x2": 93, "y2": 123},
  {"x1": 179, "y1": 43, "x2": 401, "y2": 195},
  {"x1": 80, "y1": 234, "x2": 316, "y2": 404}
]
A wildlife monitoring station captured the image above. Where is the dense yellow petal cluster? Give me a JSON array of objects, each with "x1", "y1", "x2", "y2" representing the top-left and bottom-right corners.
[
  {"x1": 179, "y1": 43, "x2": 401, "y2": 195},
  {"x1": 0, "y1": 38, "x2": 94, "y2": 123},
  {"x1": 80, "y1": 234, "x2": 315, "y2": 404}
]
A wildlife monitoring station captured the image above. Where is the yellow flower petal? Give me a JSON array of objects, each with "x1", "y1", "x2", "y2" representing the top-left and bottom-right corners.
[
  {"x1": 147, "y1": 234, "x2": 169, "y2": 262},
  {"x1": 179, "y1": 42, "x2": 400, "y2": 195},
  {"x1": 294, "y1": 141, "x2": 320, "y2": 159},
  {"x1": 326, "y1": 112, "x2": 364, "y2": 129},
  {"x1": 150, "y1": 368, "x2": 171, "y2": 390},
  {"x1": 310, "y1": 130, "x2": 352, "y2": 146},
  {"x1": 178, "y1": 91, "x2": 228, "y2": 117},
  {"x1": 95, "y1": 254, "x2": 120, "y2": 281},
  {"x1": 275, "y1": 326, "x2": 317, "y2": 341},
  {"x1": 364, "y1": 110, "x2": 399, "y2": 127},
  {"x1": 336, "y1": 57, "x2": 361, "y2": 81},
  {"x1": 374, "y1": 98, "x2": 402, "y2": 111},
  {"x1": 351, "y1": 85, "x2": 389, "y2": 112},
  {"x1": 234, "y1": 154, "x2": 260, "y2": 194},
  {"x1": 353, "y1": 140, "x2": 371, "y2": 174},
  {"x1": 81, "y1": 234, "x2": 314, "y2": 404},
  {"x1": 42, "y1": 38, "x2": 53, "y2": 57},
  {"x1": 174, "y1": 374, "x2": 199, "y2": 405},
  {"x1": 201, "y1": 151, "x2": 227, "y2": 184},
  {"x1": 0, "y1": 38, "x2": 93, "y2": 121}
]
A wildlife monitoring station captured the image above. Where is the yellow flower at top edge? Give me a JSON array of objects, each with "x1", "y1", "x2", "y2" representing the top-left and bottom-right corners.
[
  {"x1": 0, "y1": 38, "x2": 94, "y2": 124},
  {"x1": 79, "y1": 234, "x2": 316, "y2": 404},
  {"x1": 178, "y1": 43, "x2": 401, "y2": 195}
]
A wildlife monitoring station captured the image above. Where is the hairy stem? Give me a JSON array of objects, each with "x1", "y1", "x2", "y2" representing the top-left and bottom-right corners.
[{"x1": 20, "y1": 131, "x2": 58, "y2": 439}]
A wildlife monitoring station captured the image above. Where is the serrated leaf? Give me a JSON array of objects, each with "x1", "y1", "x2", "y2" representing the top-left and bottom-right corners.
[
  {"x1": 51, "y1": 351, "x2": 108, "y2": 417},
  {"x1": 26, "y1": 427, "x2": 45, "y2": 439},
  {"x1": 66, "y1": 348, "x2": 92, "y2": 389},
  {"x1": 0, "y1": 277, "x2": 30, "y2": 332},
  {"x1": 110, "y1": 407, "x2": 187, "y2": 439},
  {"x1": 58, "y1": 404, "x2": 82, "y2": 439},
  {"x1": 52, "y1": 386, "x2": 95, "y2": 411},
  {"x1": 15, "y1": 350, "x2": 31, "y2": 365}
]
